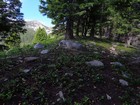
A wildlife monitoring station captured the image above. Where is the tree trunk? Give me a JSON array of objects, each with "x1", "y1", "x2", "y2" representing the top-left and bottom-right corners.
[
  {"x1": 99, "y1": 26, "x2": 103, "y2": 39},
  {"x1": 108, "y1": 25, "x2": 113, "y2": 40},
  {"x1": 117, "y1": 34, "x2": 121, "y2": 42},
  {"x1": 81, "y1": 25, "x2": 85, "y2": 37},
  {"x1": 65, "y1": 0, "x2": 74, "y2": 39},
  {"x1": 90, "y1": 27, "x2": 95, "y2": 38},
  {"x1": 84, "y1": 27, "x2": 88, "y2": 37},
  {"x1": 76, "y1": 19, "x2": 80, "y2": 37},
  {"x1": 65, "y1": 17, "x2": 74, "y2": 39}
]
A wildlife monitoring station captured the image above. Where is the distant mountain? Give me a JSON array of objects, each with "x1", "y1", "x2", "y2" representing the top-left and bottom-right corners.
[
  {"x1": 20, "y1": 20, "x2": 52, "y2": 45},
  {"x1": 25, "y1": 20, "x2": 52, "y2": 34}
]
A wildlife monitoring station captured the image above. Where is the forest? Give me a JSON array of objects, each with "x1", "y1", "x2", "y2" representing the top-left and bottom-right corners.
[{"x1": 0, "y1": 0, "x2": 140, "y2": 105}]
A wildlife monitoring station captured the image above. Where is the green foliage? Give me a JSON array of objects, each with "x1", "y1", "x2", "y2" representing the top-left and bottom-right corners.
[
  {"x1": 39, "y1": 0, "x2": 140, "y2": 40},
  {"x1": 40, "y1": 0, "x2": 75, "y2": 39},
  {"x1": 0, "y1": 35, "x2": 63, "y2": 58},
  {"x1": 32, "y1": 28, "x2": 47, "y2": 44},
  {"x1": 5, "y1": 33, "x2": 21, "y2": 48},
  {"x1": 0, "y1": 0, "x2": 26, "y2": 41}
]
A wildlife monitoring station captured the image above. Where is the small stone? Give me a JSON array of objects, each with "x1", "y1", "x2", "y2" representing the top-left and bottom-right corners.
[
  {"x1": 122, "y1": 72, "x2": 129, "y2": 78},
  {"x1": 57, "y1": 98, "x2": 61, "y2": 102},
  {"x1": 4, "y1": 78, "x2": 8, "y2": 81},
  {"x1": 94, "y1": 86, "x2": 97, "y2": 89},
  {"x1": 64, "y1": 73, "x2": 73, "y2": 76},
  {"x1": 34, "y1": 43, "x2": 44, "y2": 49},
  {"x1": 52, "y1": 102, "x2": 55, "y2": 105},
  {"x1": 86, "y1": 60, "x2": 104, "y2": 67},
  {"x1": 40, "y1": 50, "x2": 49, "y2": 54},
  {"x1": 110, "y1": 62, "x2": 123, "y2": 67},
  {"x1": 112, "y1": 78, "x2": 115, "y2": 80},
  {"x1": 106, "y1": 94, "x2": 112, "y2": 100},
  {"x1": 119, "y1": 79, "x2": 128, "y2": 86},
  {"x1": 110, "y1": 47, "x2": 116, "y2": 51},
  {"x1": 19, "y1": 60, "x2": 23, "y2": 63},
  {"x1": 57, "y1": 91, "x2": 66, "y2": 102},
  {"x1": 110, "y1": 47, "x2": 118, "y2": 55},
  {"x1": 94, "y1": 52, "x2": 99, "y2": 54},
  {"x1": 101, "y1": 51, "x2": 106, "y2": 53},
  {"x1": 22, "y1": 69, "x2": 30, "y2": 73},
  {"x1": 22, "y1": 78, "x2": 26, "y2": 82}
]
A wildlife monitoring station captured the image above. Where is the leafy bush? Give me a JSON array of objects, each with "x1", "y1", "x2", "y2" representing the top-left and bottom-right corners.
[{"x1": 32, "y1": 28, "x2": 47, "y2": 44}]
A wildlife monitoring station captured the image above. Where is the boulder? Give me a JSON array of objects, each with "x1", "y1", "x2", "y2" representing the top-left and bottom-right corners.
[
  {"x1": 40, "y1": 49, "x2": 49, "y2": 54},
  {"x1": 86, "y1": 60, "x2": 104, "y2": 67},
  {"x1": 34, "y1": 43, "x2": 44, "y2": 49},
  {"x1": 59, "y1": 40, "x2": 84, "y2": 50}
]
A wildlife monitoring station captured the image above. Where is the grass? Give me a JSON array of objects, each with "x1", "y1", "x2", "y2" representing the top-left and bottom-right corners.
[{"x1": 79, "y1": 38, "x2": 139, "y2": 54}]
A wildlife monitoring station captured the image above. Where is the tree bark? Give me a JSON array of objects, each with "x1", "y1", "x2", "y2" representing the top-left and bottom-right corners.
[
  {"x1": 65, "y1": 17, "x2": 74, "y2": 39},
  {"x1": 90, "y1": 27, "x2": 95, "y2": 38},
  {"x1": 76, "y1": 19, "x2": 80, "y2": 37},
  {"x1": 65, "y1": 0, "x2": 74, "y2": 39}
]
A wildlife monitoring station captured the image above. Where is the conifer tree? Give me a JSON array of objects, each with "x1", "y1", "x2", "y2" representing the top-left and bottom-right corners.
[{"x1": 0, "y1": 0, "x2": 25, "y2": 41}]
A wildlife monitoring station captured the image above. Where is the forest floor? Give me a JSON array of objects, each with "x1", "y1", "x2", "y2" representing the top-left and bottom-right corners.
[{"x1": 0, "y1": 39, "x2": 140, "y2": 105}]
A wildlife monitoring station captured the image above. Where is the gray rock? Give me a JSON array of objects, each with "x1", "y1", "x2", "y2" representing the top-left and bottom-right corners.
[
  {"x1": 56, "y1": 91, "x2": 66, "y2": 102},
  {"x1": 64, "y1": 73, "x2": 73, "y2": 76},
  {"x1": 106, "y1": 94, "x2": 112, "y2": 100},
  {"x1": 24, "y1": 57, "x2": 39, "y2": 62},
  {"x1": 22, "y1": 69, "x2": 30, "y2": 73},
  {"x1": 86, "y1": 60, "x2": 104, "y2": 67},
  {"x1": 4, "y1": 78, "x2": 8, "y2": 81},
  {"x1": 101, "y1": 51, "x2": 106, "y2": 53},
  {"x1": 40, "y1": 49, "x2": 49, "y2": 54},
  {"x1": 110, "y1": 47, "x2": 118, "y2": 55},
  {"x1": 130, "y1": 57, "x2": 140, "y2": 65},
  {"x1": 34, "y1": 43, "x2": 44, "y2": 49},
  {"x1": 110, "y1": 62, "x2": 123, "y2": 67},
  {"x1": 57, "y1": 98, "x2": 61, "y2": 102},
  {"x1": 94, "y1": 51, "x2": 99, "y2": 54},
  {"x1": 119, "y1": 79, "x2": 128, "y2": 86},
  {"x1": 122, "y1": 72, "x2": 129, "y2": 78},
  {"x1": 59, "y1": 40, "x2": 84, "y2": 50}
]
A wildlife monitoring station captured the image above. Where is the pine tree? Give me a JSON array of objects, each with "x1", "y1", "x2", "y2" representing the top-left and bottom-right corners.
[
  {"x1": 0, "y1": 0, "x2": 25, "y2": 41},
  {"x1": 32, "y1": 28, "x2": 47, "y2": 44},
  {"x1": 39, "y1": 0, "x2": 76, "y2": 39}
]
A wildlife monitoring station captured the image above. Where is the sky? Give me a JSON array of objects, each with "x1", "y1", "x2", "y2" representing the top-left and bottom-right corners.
[{"x1": 20, "y1": 0, "x2": 53, "y2": 27}]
